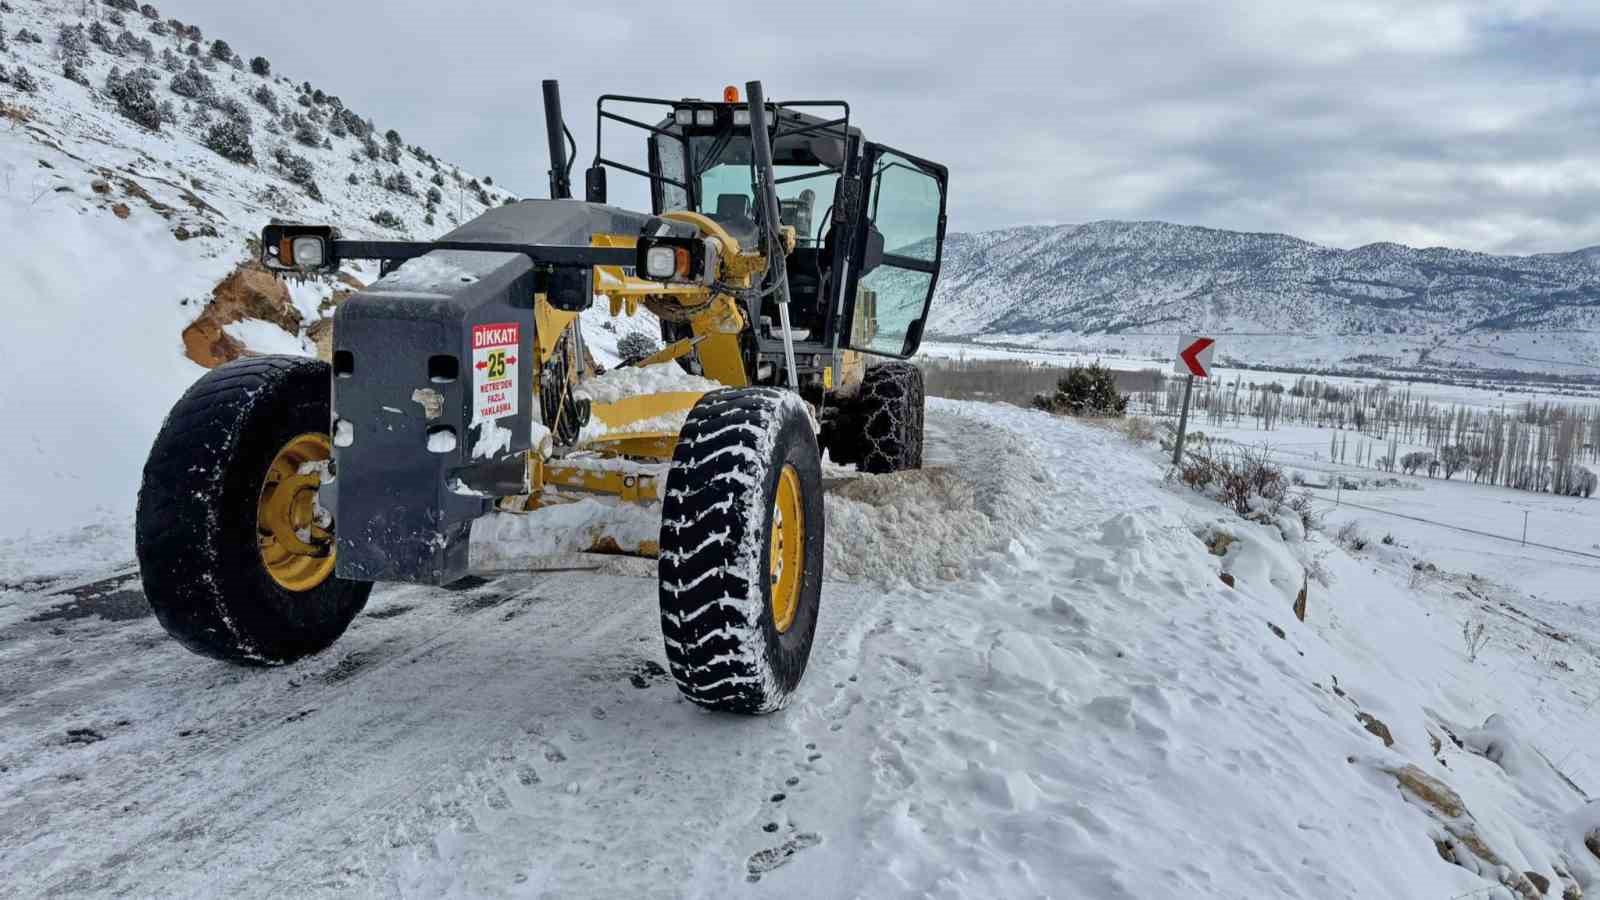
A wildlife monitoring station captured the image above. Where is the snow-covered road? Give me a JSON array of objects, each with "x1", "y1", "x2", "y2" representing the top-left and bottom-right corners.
[{"x1": 3, "y1": 401, "x2": 1598, "y2": 898}]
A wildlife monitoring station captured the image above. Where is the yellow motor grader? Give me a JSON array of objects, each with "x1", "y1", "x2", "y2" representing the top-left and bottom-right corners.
[{"x1": 135, "y1": 80, "x2": 948, "y2": 713}]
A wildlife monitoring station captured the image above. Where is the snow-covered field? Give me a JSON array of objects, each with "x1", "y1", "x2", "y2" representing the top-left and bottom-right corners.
[
  {"x1": 1188, "y1": 417, "x2": 1600, "y2": 615},
  {"x1": 922, "y1": 340, "x2": 1600, "y2": 409},
  {"x1": 4, "y1": 400, "x2": 1600, "y2": 898}
]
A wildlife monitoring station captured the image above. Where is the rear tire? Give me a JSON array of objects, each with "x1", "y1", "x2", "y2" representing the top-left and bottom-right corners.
[
  {"x1": 135, "y1": 355, "x2": 370, "y2": 664},
  {"x1": 658, "y1": 388, "x2": 825, "y2": 714},
  {"x1": 826, "y1": 361, "x2": 924, "y2": 474}
]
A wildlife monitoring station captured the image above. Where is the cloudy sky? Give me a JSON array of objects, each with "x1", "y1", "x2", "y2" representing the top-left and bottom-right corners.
[{"x1": 163, "y1": 0, "x2": 1600, "y2": 254}]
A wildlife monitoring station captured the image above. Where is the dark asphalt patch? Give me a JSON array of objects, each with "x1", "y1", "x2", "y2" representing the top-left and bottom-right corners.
[{"x1": 27, "y1": 588, "x2": 151, "y2": 624}]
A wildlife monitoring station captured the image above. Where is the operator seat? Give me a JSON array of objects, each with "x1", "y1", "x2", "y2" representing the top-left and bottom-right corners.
[{"x1": 708, "y1": 194, "x2": 760, "y2": 251}]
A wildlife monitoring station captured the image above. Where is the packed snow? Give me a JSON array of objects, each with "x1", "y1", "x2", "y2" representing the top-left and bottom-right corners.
[
  {"x1": 570, "y1": 361, "x2": 722, "y2": 406},
  {"x1": 4, "y1": 402, "x2": 1598, "y2": 898}
]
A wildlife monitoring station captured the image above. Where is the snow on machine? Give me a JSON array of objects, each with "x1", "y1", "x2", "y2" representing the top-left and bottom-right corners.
[{"x1": 135, "y1": 80, "x2": 948, "y2": 713}]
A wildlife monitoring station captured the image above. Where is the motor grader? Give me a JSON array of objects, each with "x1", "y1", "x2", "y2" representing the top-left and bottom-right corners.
[{"x1": 135, "y1": 80, "x2": 948, "y2": 713}]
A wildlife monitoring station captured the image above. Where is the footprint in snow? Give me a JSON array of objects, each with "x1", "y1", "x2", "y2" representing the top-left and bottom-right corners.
[{"x1": 746, "y1": 832, "x2": 822, "y2": 880}]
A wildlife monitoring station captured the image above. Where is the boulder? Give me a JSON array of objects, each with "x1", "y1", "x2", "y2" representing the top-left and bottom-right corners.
[
  {"x1": 181, "y1": 262, "x2": 302, "y2": 368},
  {"x1": 1357, "y1": 712, "x2": 1394, "y2": 747},
  {"x1": 1385, "y1": 764, "x2": 1544, "y2": 900}
]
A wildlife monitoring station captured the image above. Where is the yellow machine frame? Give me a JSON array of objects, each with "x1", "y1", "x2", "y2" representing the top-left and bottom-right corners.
[{"x1": 519, "y1": 214, "x2": 799, "y2": 515}]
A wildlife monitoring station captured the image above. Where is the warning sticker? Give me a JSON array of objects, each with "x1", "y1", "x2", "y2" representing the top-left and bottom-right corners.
[{"x1": 471, "y1": 322, "x2": 520, "y2": 423}]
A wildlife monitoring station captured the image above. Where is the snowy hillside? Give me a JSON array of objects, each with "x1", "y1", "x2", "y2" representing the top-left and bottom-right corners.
[
  {"x1": 929, "y1": 221, "x2": 1600, "y2": 373},
  {"x1": 0, "y1": 0, "x2": 656, "y2": 542},
  {"x1": 3, "y1": 401, "x2": 1599, "y2": 898}
]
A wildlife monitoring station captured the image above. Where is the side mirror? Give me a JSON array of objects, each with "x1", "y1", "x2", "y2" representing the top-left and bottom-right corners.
[
  {"x1": 261, "y1": 224, "x2": 338, "y2": 273},
  {"x1": 585, "y1": 166, "x2": 607, "y2": 204},
  {"x1": 859, "y1": 224, "x2": 885, "y2": 276}
]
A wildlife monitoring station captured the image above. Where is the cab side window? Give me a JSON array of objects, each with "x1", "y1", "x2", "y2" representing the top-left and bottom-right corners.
[{"x1": 854, "y1": 150, "x2": 944, "y2": 357}]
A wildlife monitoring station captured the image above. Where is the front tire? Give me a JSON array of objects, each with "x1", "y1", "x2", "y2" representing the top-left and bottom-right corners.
[
  {"x1": 136, "y1": 355, "x2": 370, "y2": 664},
  {"x1": 658, "y1": 388, "x2": 825, "y2": 714}
]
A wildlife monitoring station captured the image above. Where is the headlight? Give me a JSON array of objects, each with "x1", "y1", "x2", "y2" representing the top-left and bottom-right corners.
[
  {"x1": 644, "y1": 246, "x2": 678, "y2": 279},
  {"x1": 673, "y1": 108, "x2": 693, "y2": 126},
  {"x1": 694, "y1": 108, "x2": 715, "y2": 127},
  {"x1": 732, "y1": 108, "x2": 750, "y2": 127},
  {"x1": 290, "y1": 236, "x2": 325, "y2": 268}
]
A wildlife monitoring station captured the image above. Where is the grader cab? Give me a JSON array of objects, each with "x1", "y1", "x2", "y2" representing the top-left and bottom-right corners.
[{"x1": 135, "y1": 80, "x2": 948, "y2": 713}]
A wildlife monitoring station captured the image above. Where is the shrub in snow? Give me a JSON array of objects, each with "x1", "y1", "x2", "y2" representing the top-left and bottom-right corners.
[
  {"x1": 147, "y1": 20, "x2": 167, "y2": 36},
  {"x1": 371, "y1": 208, "x2": 402, "y2": 229},
  {"x1": 56, "y1": 23, "x2": 89, "y2": 65},
  {"x1": 362, "y1": 136, "x2": 381, "y2": 160},
  {"x1": 205, "y1": 119, "x2": 253, "y2": 163},
  {"x1": 476, "y1": 188, "x2": 491, "y2": 206},
  {"x1": 229, "y1": 54, "x2": 243, "y2": 70},
  {"x1": 169, "y1": 61, "x2": 212, "y2": 99},
  {"x1": 115, "y1": 30, "x2": 153, "y2": 60},
  {"x1": 9, "y1": 64, "x2": 37, "y2": 92},
  {"x1": 271, "y1": 147, "x2": 322, "y2": 199},
  {"x1": 293, "y1": 119, "x2": 321, "y2": 147},
  {"x1": 0, "y1": 22, "x2": 7, "y2": 54},
  {"x1": 140, "y1": 4, "x2": 160, "y2": 19},
  {"x1": 105, "y1": 0, "x2": 139, "y2": 11},
  {"x1": 424, "y1": 211, "x2": 435, "y2": 226},
  {"x1": 327, "y1": 114, "x2": 347, "y2": 138},
  {"x1": 199, "y1": 54, "x2": 217, "y2": 71},
  {"x1": 383, "y1": 171, "x2": 413, "y2": 195},
  {"x1": 208, "y1": 38, "x2": 232, "y2": 61},
  {"x1": 1334, "y1": 520, "x2": 1367, "y2": 552},
  {"x1": 108, "y1": 11, "x2": 127, "y2": 26},
  {"x1": 184, "y1": 41, "x2": 197, "y2": 57},
  {"x1": 483, "y1": 176, "x2": 493, "y2": 185},
  {"x1": 250, "y1": 83, "x2": 277, "y2": 113},
  {"x1": 425, "y1": 185, "x2": 442, "y2": 205},
  {"x1": 346, "y1": 172, "x2": 358, "y2": 185},
  {"x1": 385, "y1": 128, "x2": 401, "y2": 146},
  {"x1": 87, "y1": 20, "x2": 112, "y2": 51},
  {"x1": 159, "y1": 47, "x2": 181, "y2": 71},
  {"x1": 15, "y1": 27, "x2": 41, "y2": 44},
  {"x1": 157, "y1": 98, "x2": 175, "y2": 123},
  {"x1": 1176, "y1": 441, "x2": 1317, "y2": 534},
  {"x1": 1030, "y1": 363, "x2": 1127, "y2": 417},
  {"x1": 215, "y1": 95, "x2": 250, "y2": 125},
  {"x1": 249, "y1": 55, "x2": 270, "y2": 77},
  {"x1": 105, "y1": 66, "x2": 162, "y2": 130},
  {"x1": 617, "y1": 333, "x2": 660, "y2": 363},
  {"x1": 382, "y1": 142, "x2": 400, "y2": 165},
  {"x1": 1461, "y1": 617, "x2": 1489, "y2": 662},
  {"x1": 430, "y1": 171, "x2": 445, "y2": 188},
  {"x1": 62, "y1": 58, "x2": 90, "y2": 86}
]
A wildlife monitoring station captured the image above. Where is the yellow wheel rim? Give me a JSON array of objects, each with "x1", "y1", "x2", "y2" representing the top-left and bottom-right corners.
[
  {"x1": 769, "y1": 464, "x2": 805, "y2": 634},
  {"x1": 257, "y1": 432, "x2": 336, "y2": 592}
]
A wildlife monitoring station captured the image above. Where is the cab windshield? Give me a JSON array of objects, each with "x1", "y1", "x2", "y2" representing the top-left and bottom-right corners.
[{"x1": 657, "y1": 134, "x2": 837, "y2": 247}]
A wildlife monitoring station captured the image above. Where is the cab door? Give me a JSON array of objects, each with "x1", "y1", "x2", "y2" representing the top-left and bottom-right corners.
[{"x1": 844, "y1": 144, "x2": 948, "y2": 358}]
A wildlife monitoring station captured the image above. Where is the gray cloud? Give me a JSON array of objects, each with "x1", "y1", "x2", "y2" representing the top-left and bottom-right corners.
[{"x1": 161, "y1": 0, "x2": 1600, "y2": 253}]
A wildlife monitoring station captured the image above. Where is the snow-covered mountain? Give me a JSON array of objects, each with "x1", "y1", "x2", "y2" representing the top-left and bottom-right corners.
[
  {"x1": 0, "y1": 0, "x2": 668, "y2": 540},
  {"x1": 929, "y1": 220, "x2": 1600, "y2": 339}
]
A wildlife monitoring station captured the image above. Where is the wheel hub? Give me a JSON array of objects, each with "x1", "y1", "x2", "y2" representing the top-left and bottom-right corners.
[
  {"x1": 257, "y1": 432, "x2": 336, "y2": 592},
  {"x1": 769, "y1": 464, "x2": 805, "y2": 633}
]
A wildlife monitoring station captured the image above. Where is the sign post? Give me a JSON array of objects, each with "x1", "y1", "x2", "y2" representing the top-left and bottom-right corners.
[{"x1": 1171, "y1": 335, "x2": 1215, "y2": 466}]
